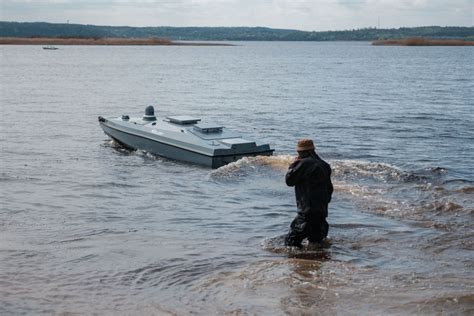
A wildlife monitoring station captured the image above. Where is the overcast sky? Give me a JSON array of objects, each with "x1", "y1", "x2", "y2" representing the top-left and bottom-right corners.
[{"x1": 1, "y1": 0, "x2": 472, "y2": 31}]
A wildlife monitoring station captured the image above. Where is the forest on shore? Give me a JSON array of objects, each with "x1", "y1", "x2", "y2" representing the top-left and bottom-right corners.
[{"x1": 1, "y1": 21, "x2": 473, "y2": 41}]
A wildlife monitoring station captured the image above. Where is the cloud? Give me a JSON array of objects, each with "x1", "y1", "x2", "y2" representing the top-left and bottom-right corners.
[{"x1": 1, "y1": 0, "x2": 472, "y2": 30}]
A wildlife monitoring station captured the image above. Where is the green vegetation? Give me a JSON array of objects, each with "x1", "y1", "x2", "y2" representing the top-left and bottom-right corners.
[{"x1": 1, "y1": 21, "x2": 473, "y2": 41}]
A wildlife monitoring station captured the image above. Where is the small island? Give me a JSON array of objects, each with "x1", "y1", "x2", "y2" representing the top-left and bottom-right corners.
[
  {"x1": 0, "y1": 37, "x2": 234, "y2": 46},
  {"x1": 372, "y1": 37, "x2": 474, "y2": 46}
]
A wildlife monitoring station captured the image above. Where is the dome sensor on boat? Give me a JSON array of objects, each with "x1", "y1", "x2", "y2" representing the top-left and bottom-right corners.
[{"x1": 142, "y1": 105, "x2": 157, "y2": 121}]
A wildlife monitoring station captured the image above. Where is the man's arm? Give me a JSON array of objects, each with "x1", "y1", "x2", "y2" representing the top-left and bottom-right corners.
[{"x1": 285, "y1": 159, "x2": 307, "y2": 186}]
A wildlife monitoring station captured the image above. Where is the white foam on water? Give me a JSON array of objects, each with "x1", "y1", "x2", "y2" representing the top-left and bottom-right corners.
[
  {"x1": 331, "y1": 159, "x2": 407, "y2": 183},
  {"x1": 212, "y1": 156, "x2": 409, "y2": 183},
  {"x1": 210, "y1": 154, "x2": 295, "y2": 178}
]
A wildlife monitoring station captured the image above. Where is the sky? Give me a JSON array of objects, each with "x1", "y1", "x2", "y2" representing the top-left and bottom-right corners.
[{"x1": 0, "y1": 0, "x2": 472, "y2": 31}]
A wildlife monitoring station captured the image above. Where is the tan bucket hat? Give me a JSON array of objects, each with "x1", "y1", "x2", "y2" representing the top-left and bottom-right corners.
[{"x1": 296, "y1": 139, "x2": 315, "y2": 152}]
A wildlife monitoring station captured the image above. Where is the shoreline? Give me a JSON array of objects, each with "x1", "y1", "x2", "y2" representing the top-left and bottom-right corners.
[
  {"x1": 2, "y1": 36, "x2": 473, "y2": 47},
  {"x1": 372, "y1": 37, "x2": 474, "y2": 46},
  {"x1": 0, "y1": 37, "x2": 234, "y2": 46}
]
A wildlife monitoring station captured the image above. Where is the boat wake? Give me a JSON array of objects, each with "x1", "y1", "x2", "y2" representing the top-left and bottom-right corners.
[
  {"x1": 211, "y1": 155, "x2": 411, "y2": 181},
  {"x1": 331, "y1": 159, "x2": 410, "y2": 183},
  {"x1": 209, "y1": 154, "x2": 294, "y2": 179},
  {"x1": 211, "y1": 155, "x2": 472, "y2": 230},
  {"x1": 101, "y1": 143, "x2": 472, "y2": 230},
  {"x1": 103, "y1": 139, "x2": 135, "y2": 155}
]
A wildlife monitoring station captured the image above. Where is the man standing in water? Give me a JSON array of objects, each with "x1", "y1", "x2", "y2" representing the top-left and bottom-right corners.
[{"x1": 285, "y1": 139, "x2": 333, "y2": 248}]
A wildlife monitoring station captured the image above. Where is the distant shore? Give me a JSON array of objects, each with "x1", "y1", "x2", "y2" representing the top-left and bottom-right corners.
[
  {"x1": 372, "y1": 37, "x2": 474, "y2": 46},
  {"x1": 0, "y1": 37, "x2": 234, "y2": 46},
  {"x1": 2, "y1": 36, "x2": 473, "y2": 47}
]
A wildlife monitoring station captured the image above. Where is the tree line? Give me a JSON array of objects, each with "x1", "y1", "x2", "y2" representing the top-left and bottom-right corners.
[{"x1": 1, "y1": 21, "x2": 472, "y2": 41}]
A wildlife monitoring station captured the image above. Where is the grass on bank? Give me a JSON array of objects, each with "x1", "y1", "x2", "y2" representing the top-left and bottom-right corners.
[
  {"x1": 372, "y1": 37, "x2": 474, "y2": 46},
  {"x1": 0, "y1": 37, "x2": 233, "y2": 46}
]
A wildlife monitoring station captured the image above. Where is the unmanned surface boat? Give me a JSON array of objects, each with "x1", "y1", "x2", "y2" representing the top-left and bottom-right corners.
[{"x1": 98, "y1": 106, "x2": 274, "y2": 168}]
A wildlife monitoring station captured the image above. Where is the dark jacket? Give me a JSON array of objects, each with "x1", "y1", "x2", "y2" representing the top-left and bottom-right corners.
[{"x1": 285, "y1": 153, "x2": 333, "y2": 218}]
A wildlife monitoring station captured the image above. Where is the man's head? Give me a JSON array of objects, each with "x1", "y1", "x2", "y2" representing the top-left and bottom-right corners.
[{"x1": 296, "y1": 139, "x2": 315, "y2": 158}]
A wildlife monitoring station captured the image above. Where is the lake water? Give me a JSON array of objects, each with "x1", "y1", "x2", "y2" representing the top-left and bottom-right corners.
[{"x1": 1, "y1": 42, "x2": 473, "y2": 315}]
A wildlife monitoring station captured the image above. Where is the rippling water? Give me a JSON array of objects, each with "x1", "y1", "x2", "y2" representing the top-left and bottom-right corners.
[{"x1": 1, "y1": 42, "x2": 473, "y2": 315}]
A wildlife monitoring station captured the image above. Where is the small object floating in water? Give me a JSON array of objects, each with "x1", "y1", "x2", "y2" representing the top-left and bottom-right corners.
[
  {"x1": 43, "y1": 45, "x2": 58, "y2": 50},
  {"x1": 98, "y1": 105, "x2": 274, "y2": 168}
]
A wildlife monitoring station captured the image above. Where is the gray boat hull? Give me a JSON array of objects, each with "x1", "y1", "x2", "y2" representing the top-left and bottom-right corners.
[{"x1": 99, "y1": 119, "x2": 273, "y2": 168}]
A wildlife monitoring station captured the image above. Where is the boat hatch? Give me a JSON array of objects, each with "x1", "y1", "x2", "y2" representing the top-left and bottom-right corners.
[
  {"x1": 220, "y1": 138, "x2": 256, "y2": 150},
  {"x1": 166, "y1": 116, "x2": 201, "y2": 125},
  {"x1": 193, "y1": 123, "x2": 223, "y2": 134}
]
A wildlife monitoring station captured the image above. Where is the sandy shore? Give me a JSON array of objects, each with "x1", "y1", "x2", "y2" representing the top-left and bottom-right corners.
[
  {"x1": 372, "y1": 37, "x2": 474, "y2": 46},
  {"x1": 0, "y1": 37, "x2": 234, "y2": 46}
]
